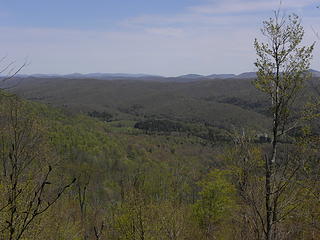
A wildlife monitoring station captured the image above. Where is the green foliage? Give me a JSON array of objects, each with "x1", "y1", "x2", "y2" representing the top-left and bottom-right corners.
[
  {"x1": 193, "y1": 170, "x2": 237, "y2": 232},
  {"x1": 254, "y1": 11, "x2": 314, "y2": 130}
]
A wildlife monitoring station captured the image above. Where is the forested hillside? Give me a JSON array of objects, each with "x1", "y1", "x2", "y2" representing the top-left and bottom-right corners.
[
  {"x1": 1, "y1": 8, "x2": 320, "y2": 240},
  {"x1": 0, "y1": 93, "x2": 234, "y2": 239},
  {"x1": 9, "y1": 76, "x2": 320, "y2": 135},
  {"x1": 10, "y1": 77, "x2": 271, "y2": 129},
  {"x1": 0, "y1": 71, "x2": 318, "y2": 239}
]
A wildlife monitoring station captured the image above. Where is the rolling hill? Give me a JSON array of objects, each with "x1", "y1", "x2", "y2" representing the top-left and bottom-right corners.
[{"x1": 7, "y1": 71, "x2": 320, "y2": 136}]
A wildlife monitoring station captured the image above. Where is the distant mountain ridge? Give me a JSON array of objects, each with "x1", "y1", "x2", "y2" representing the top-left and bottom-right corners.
[
  {"x1": 176, "y1": 69, "x2": 320, "y2": 79},
  {"x1": 207, "y1": 74, "x2": 236, "y2": 79},
  {"x1": 15, "y1": 72, "x2": 164, "y2": 79},
  {"x1": 11, "y1": 69, "x2": 320, "y2": 81}
]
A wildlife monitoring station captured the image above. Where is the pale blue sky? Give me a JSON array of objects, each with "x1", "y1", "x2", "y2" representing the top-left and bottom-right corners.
[{"x1": 0, "y1": 0, "x2": 319, "y2": 76}]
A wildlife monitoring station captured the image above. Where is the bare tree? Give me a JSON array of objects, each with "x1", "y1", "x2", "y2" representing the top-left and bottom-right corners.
[
  {"x1": 0, "y1": 97, "x2": 75, "y2": 240},
  {"x1": 0, "y1": 56, "x2": 27, "y2": 91}
]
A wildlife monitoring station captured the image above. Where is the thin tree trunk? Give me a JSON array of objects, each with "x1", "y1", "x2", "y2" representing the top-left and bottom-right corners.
[
  {"x1": 265, "y1": 154, "x2": 272, "y2": 240},
  {"x1": 266, "y1": 122, "x2": 278, "y2": 240}
]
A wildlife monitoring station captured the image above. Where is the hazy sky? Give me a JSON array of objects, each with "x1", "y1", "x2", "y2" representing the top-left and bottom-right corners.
[{"x1": 0, "y1": 0, "x2": 319, "y2": 76}]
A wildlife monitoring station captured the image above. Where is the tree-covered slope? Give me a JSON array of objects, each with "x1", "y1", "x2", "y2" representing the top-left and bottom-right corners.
[{"x1": 10, "y1": 77, "x2": 272, "y2": 131}]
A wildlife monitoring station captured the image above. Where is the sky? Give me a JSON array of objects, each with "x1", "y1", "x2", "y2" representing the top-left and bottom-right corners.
[{"x1": 0, "y1": 0, "x2": 319, "y2": 76}]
